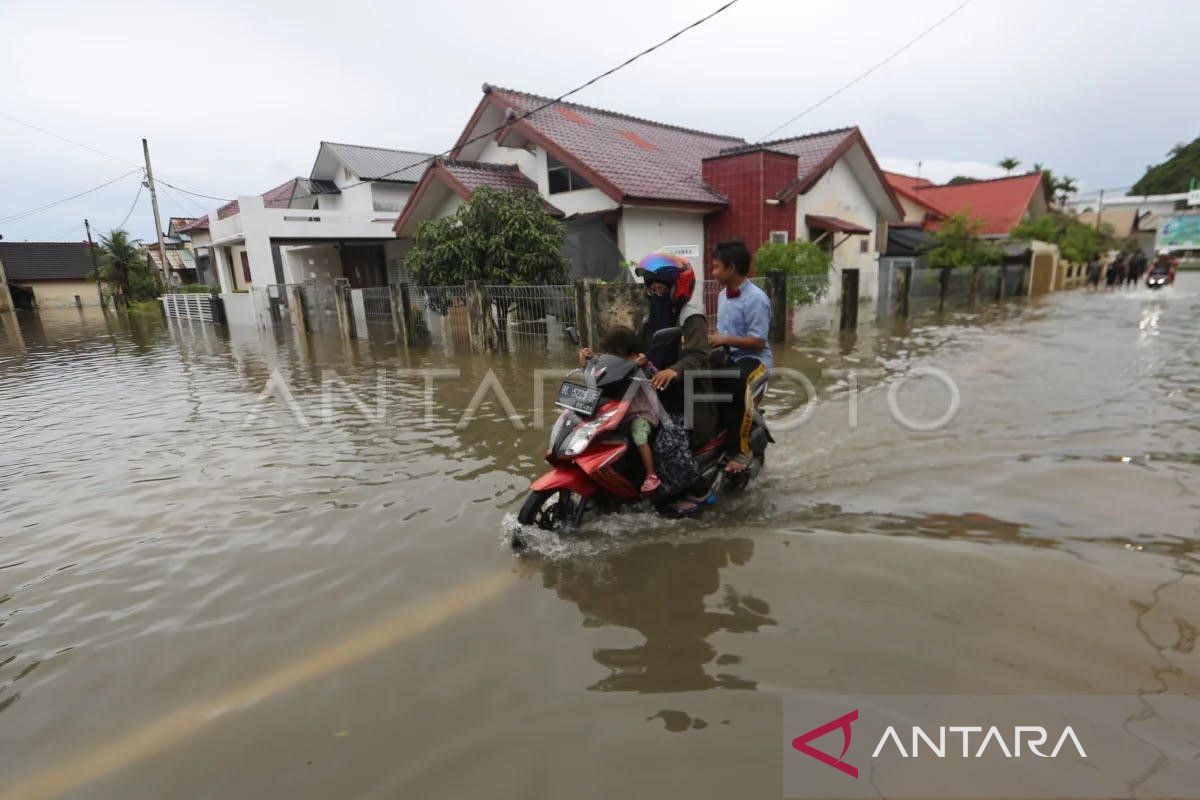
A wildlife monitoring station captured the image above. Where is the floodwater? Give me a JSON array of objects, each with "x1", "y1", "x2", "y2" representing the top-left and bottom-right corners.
[{"x1": 0, "y1": 279, "x2": 1197, "y2": 799}]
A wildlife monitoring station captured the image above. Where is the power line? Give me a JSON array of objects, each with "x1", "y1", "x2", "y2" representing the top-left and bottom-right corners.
[
  {"x1": 340, "y1": 0, "x2": 744, "y2": 190},
  {"x1": 0, "y1": 111, "x2": 236, "y2": 200},
  {"x1": 118, "y1": 180, "x2": 146, "y2": 229},
  {"x1": 0, "y1": 169, "x2": 142, "y2": 225},
  {"x1": 755, "y1": 0, "x2": 973, "y2": 142},
  {"x1": 154, "y1": 177, "x2": 232, "y2": 203},
  {"x1": 157, "y1": 180, "x2": 211, "y2": 215}
]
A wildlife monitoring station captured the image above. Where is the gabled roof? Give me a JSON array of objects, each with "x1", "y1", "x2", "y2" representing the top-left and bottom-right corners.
[
  {"x1": 393, "y1": 159, "x2": 561, "y2": 237},
  {"x1": 453, "y1": 85, "x2": 745, "y2": 208},
  {"x1": 0, "y1": 242, "x2": 94, "y2": 281},
  {"x1": 311, "y1": 141, "x2": 433, "y2": 183},
  {"x1": 883, "y1": 171, "x2": 950, "y2": 218},
  {"x1": 882, "y1": 171, "x2": 934, "y2": 193},
  {"x1": 167, "y1": 217, "x2": 199, "y2": 237},
  {"x1": 914, "y1": 172, "x2": 1045, "y2": 236}
]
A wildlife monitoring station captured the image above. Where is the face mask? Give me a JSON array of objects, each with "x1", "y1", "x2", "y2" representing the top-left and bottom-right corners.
[{"x1": 645, "y1": 291, "x2": 674, "y2": 334}]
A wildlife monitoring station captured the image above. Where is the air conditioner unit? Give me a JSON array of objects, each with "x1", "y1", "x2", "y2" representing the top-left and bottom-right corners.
[{"x1": 769, "y1": 231, "x2": 789, "y2": 244}]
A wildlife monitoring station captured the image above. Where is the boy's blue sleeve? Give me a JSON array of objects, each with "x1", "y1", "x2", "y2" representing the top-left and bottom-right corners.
[{"x1": 745, "y1": 294, "x2": 770, "y2": 341}]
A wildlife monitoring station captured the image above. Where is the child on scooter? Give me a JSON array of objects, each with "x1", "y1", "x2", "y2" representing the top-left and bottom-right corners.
[{"x1": 579, "y1": 326, "x2": 662, "y2": 495}]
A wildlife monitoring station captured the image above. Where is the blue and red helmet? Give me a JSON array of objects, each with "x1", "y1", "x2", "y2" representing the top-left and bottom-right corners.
[{"x1": 634, "y1": 252, "x2": 696, "y2": 307}]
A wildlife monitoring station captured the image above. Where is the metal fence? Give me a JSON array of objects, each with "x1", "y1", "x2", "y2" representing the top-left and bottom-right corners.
[
  {"x1": 359, "y1": 287, "x2": 392, "y2": 326},
  {"x1": 485, "y1": 284, "x2": 576, "y2": 351},
  {"x1": 162, "y1": 293, "x2": 218, "y2": 322},
  {"x1": 408, "y1": 285, "x2": 471, "y2": 347}
]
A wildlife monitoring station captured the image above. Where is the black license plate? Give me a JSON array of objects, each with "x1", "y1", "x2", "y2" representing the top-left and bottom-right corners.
[{"x1": 555, "y1": 381, "x2": 601, "y2": 415}]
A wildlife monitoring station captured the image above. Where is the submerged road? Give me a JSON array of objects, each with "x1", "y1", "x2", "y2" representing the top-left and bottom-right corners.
[{"x1": 0, "y1": 278, "x2": 1197, "y2": 798}]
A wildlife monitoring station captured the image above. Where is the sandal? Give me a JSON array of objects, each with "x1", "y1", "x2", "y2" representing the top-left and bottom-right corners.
[
  {"x1": 723, "y1": 452, "x2": 753, "y2": 474},
  {"x1": 670, "y1": 489, "x2": 718, "y2": 516}
]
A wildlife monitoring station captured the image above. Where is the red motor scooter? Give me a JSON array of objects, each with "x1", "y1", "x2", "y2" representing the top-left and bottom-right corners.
[{"x1": 515, "y1": 328, "x2": 770, "y2": 541}]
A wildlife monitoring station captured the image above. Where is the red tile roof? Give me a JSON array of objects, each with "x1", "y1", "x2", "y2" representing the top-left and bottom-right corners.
[
  {"x1": 393, "y1": 159, "x2": 563, "y2": 236},
  {"x1": 883, "y1": 171, "x2": 950, "y2": 218},
  {"x1": 439, "y1": 159, "x2": 540, "y2": 193},
  {"x1": 462, "y1": 85, "x2": 746, "y2": 207},
  {"x1": 913, "y1": 172, "x2": 1045, "y2": 236},
  {"x1": 882, "y1": 171, "x2": 934, "y2": 192}
]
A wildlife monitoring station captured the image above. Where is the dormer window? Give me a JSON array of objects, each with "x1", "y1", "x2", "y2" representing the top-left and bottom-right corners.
[
  {"x1": 547, "y1": 154, "x2": 592, "y2": 194},
  {"x1": 343, "y1": 166, "x2": 356, "y2": 182}
]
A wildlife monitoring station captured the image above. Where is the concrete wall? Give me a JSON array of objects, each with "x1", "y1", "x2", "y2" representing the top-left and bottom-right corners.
[
  {"x1": 221, "y1": 291, "x2": 257, "y2": 326},
  {"x1": 24, "y1": 280, "x2": 102, "y2": 308},
  {"x1": 0, "y1": 258, "x2": 11, "y2": 312}
]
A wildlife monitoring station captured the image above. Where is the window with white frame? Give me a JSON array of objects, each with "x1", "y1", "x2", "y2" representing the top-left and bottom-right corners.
[
  {"x1": 769, "y1": 230, "x2": 789, "y2": 244},
  {"x1": 547, "y1": 154, "x2": 592, "y2": 194}
]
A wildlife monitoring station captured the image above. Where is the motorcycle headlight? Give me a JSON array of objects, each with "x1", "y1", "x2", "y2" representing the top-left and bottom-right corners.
[{"x1": 563, "y1": 409, "x2": 619, "y2": 456}]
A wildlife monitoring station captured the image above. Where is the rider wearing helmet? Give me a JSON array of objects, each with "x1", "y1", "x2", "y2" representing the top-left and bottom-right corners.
[{"x1": 634, "y1": 252, "x2": 718, "y2": 512}]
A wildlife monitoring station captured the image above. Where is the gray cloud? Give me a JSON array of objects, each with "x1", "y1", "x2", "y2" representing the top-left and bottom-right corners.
[{"x1": 2, "y1": 0, "x2": 1196, "y2": 241}]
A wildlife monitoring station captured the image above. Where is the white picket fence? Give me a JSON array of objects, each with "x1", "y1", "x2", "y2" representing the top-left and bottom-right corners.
[{"x1": 162, "y1": 293, "x2": 218, "y2": 322}]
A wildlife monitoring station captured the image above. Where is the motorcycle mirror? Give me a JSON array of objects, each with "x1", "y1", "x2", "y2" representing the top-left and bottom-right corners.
[{"x1": 564, "y1": 326, "x2": 580, "y2": 346}]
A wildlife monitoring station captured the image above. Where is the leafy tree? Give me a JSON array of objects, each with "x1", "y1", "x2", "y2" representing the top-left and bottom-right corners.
[
  {"x1": 1011, "y1": 210, "x2": 1114, "y2": 263},
  {"x1": 947, "y1": 175, "x2": 979, "y2": 186},
  {"x1": 753, "y1": 240, "x2": 831, "y2": 304},
  {"x1": 998, "y1": 157, "x2": 1021, "y2": 175},
  {"x1": 1131, "y1": 135, "x2": 1200, "y2": 194},
  {"x1": 405, "y1": 187, "x2": 568, "y2": 286},
  {"x1": 92, "y1": 229, "x2": 161, "y2": 305},
  {"x1": 926, "y1": 212, "x2": 1004, "y2": 268},
  {"x1": 404, "y1": 187, "x2": 569, "y2": 346}
]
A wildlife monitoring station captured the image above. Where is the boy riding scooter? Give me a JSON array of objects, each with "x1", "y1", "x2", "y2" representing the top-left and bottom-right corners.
[{"x1": 707, "y1": 241, "x2": 772, "y2": 476}]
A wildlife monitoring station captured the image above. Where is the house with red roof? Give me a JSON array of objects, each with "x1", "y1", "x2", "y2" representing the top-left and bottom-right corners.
[
  {"x1": 395, "y1": 84, "x2": 904, "y2": 300},
  {"x1": 701, "y1": 128, "x2": 903, "y2": 299},
  {"x1": 181, "y1": 141, "x2": 432, "y2": 306},
  {"x1": 883, "y1": 171, "x2": 1049, "y2": 237}
]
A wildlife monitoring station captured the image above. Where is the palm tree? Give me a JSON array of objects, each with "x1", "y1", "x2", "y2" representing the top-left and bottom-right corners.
[
  {"x1": 998, "y1": 156, "x2": 1021, "y2": 176},
  {"x1": 95, "y1": 229, "x2": 148, "y2": 307},
  {"x1": 1054, "y1": 176, "x2": 1078, "y2": 207}
]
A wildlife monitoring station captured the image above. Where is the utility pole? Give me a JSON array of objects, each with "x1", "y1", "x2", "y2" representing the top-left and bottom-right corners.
[
  {"x1": 1094, "y1": 188, "x2": 1104, "y2": 231},
  {"x1": 84, "y1": 218, "x2": 105, "y2": 309},
  {"x1": 142, "y1": 138, "x2": 171, "y2": 290}
]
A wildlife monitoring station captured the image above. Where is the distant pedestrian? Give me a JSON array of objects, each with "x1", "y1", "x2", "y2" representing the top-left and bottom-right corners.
[
  {"x1": 1085, "y1": 258, "x2": 1102, "y2": 290},
  {"x1": 1112, "y1": 254, "x2": 1128, "y2": 289},
  {"x1": 1105, "y1": 256, "x2": 1120, "y2": 289},
  {"x1": 1127, "y1": 250, "x2": 1146, "y2": 287}
]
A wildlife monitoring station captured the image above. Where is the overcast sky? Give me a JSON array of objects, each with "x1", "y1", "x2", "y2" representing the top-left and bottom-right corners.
[{"x1": 1, "y1": 0, "x2": 1196, "y2": 243}]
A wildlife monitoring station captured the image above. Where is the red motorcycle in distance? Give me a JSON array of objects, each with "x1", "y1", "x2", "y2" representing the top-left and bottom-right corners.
[{"x1": 514, "y1": 327, "x2": 770, "y2": 544}]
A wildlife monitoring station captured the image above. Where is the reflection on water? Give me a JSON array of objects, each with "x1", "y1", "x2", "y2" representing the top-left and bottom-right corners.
[
  {"x1": 0, "y1": 280, "x2": 1198, "y2": 798},
  {"x1": 534, "y1": 537, "x2": 773, "y2": 693}
]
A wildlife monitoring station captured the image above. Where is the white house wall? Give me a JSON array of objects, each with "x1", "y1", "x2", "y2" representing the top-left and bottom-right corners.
[
  {"x1": 795, "y1": 158, "x2": 881, "y2": 301},
  {"x1": 371, "y1": 184, "x2": 414, "y2": 213},
  {"x1": 619, "y1": 207, "x2": 707, "y2": 312}
]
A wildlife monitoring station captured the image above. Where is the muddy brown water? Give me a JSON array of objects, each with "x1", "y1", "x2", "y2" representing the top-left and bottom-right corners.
[{"x1": 0, "y1": 280, "x2": 1197, "y2": 799}]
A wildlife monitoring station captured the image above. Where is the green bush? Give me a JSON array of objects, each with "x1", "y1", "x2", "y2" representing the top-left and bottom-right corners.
[
  {"x1": 753, "y1": 240, "x2": 831, "y2": 304},
  {"x1": 927, "y1": 212, "x2": 1004, "y2": 268}
]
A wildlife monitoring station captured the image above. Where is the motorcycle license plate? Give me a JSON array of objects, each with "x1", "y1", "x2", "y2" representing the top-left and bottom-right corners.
[{"x1": 555, "y1": 381, "x2": 601, "y2": 416}]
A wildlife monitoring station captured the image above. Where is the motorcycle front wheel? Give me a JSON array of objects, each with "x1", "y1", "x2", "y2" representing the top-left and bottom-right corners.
[{"x1": 516, "y1": 489, "x2": 589, "y2": 532}]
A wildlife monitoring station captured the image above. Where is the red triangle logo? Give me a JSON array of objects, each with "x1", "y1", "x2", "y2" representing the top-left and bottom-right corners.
[{"x1": 791, "y1": 709, "x2": 859, "y2": 779}]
